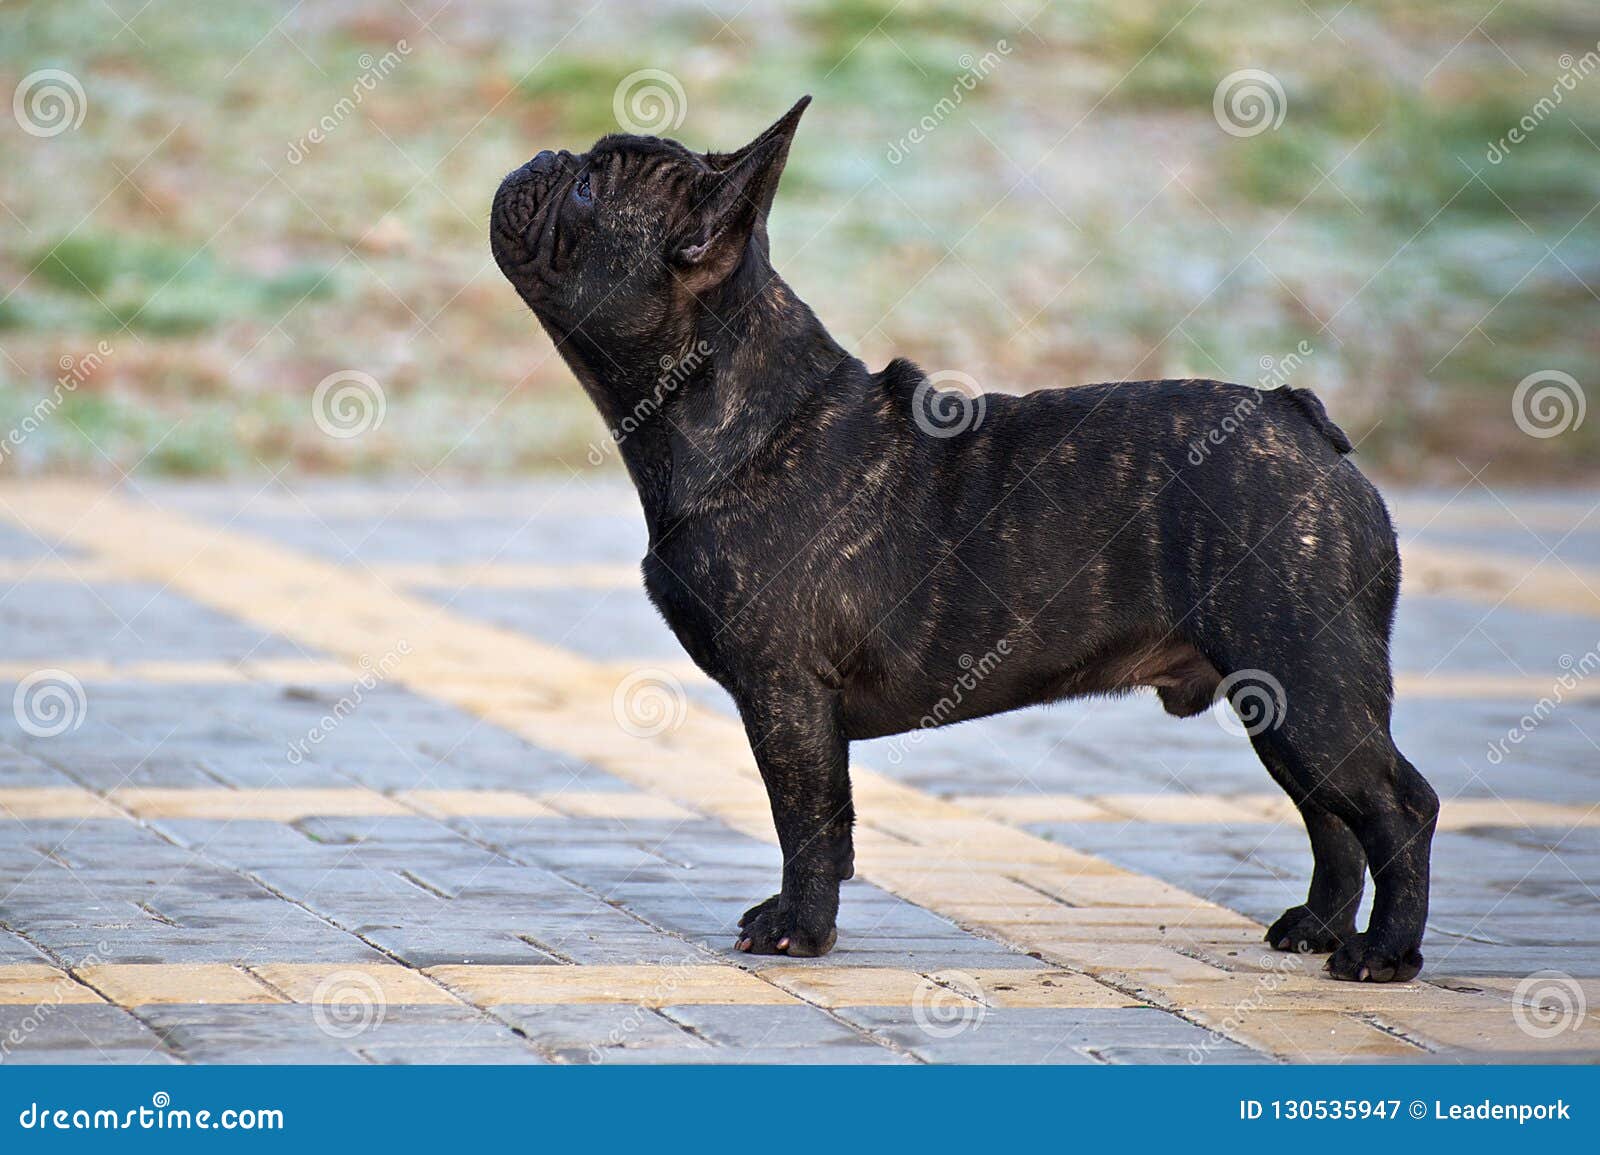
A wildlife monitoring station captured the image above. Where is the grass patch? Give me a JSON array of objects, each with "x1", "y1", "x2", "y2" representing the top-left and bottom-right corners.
[{"x1": 29, "y1": 233, "x2": 336, "y2": 335}]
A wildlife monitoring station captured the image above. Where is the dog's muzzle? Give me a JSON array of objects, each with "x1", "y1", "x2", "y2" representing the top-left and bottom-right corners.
[{"x1": 491, "y1": 149, "x2": 570, "y2": 268}]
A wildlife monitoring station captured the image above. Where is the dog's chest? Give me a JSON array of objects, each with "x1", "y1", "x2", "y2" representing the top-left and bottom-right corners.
[{"x1": 640, "y1": 550, "x2": 739, "y2": 681}]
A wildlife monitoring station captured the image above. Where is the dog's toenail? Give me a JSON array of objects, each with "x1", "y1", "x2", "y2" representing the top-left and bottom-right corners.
[
  {"x1": 1358, "y1": 966, "x2": 1370, "y2": 981},
  {"x1": 776, "y1": 937, "x2": 790, "y2": 950}
]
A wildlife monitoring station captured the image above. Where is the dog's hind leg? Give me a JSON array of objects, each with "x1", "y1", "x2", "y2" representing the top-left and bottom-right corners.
[
  {"x1": 1257, "y1": 742, "x2": 1366, "y2": 954},
  {"x1": 1238, "y1": 672, "x2": 1437, "y2": 982},
  {"x1": 1321, "y1": 742, "x2": 1437, "y2": 982},
  {"x1": 733, "y1": 678, "x2": 853, "y2": 957}
]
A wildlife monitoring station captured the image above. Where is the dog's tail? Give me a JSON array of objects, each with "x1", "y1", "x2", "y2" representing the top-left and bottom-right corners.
[{"x1": 1282, "y1": 387, "x2": 1353, "y2": 455}]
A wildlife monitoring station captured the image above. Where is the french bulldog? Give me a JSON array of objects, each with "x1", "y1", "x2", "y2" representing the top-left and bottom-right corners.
[{"x1": 491, "y1": 96, "x2": 1438, "y2": 982}]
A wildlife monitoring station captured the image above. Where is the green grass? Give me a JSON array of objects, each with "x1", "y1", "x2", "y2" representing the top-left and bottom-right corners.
[
  {"x1": 29, "y1": 233, "x2": 336, "y2": 335},
  {"x1": 0, "y1": 0, "x2": 1594, "y2": 481}
]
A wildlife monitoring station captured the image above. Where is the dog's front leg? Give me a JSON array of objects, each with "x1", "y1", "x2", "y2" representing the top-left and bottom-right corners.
[{"x1": 734, "y1": 679, "x2": 852, "y2": 957}]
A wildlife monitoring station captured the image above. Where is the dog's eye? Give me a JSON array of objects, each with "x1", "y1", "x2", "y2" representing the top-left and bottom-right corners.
[{"x1": 573, "y1": 174, "x2": 592, "y2": 204}]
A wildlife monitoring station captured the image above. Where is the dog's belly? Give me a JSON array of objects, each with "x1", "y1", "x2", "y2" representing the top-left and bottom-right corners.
[{"x1": 836, "y1": 633, "x2": 1222, "y2": 741}]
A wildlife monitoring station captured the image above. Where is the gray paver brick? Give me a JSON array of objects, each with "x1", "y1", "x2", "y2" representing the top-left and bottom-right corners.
[
  {"x1": 0, "y1": 583, "x2": 309, "y2": 663},
  {"x1": 0, "y1": 1005, "x2": 172, "y2": 1064},
  {"x1": 835, "y1": 1007, "x2": 1221, "y2": 1063},
  {"x1": 136, "y1": 1004, "x2": 537, "y2": 1064}
]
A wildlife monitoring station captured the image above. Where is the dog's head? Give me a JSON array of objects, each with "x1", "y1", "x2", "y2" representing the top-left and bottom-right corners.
[{"x1": 491, "y1": 96, "x2": 809, "y2": 349}]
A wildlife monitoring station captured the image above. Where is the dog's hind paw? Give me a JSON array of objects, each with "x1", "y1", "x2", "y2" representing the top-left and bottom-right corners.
[
  {"x1": 734, "y1": 901, "x2": 837, "y2": 957},
  {"x1": 1265, "y1": 905, "x2": 1349, "y2": 955},
  {"x1": 1325, "y1": 933, "x2": 1423, "y2": 983}
]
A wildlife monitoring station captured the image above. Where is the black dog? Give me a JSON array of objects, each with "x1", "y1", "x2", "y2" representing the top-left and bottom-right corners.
[{"x1": 491, "y1": 97, "x2": 1438, "y2": 982}]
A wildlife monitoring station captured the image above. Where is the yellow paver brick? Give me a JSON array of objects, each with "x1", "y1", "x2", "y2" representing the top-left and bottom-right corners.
[
  {"x1": 396, "y1": 790, "x2": 561, "y2": 819},
  {"x1": 1095, "y1": 793, "x2": 1272, "y2": 825},
  {"x1": 1373, "y1": 1008, "x2": 1600, "y2": 1053},
  {"x1": 762, "y1": 966, "x2": 942, "y2": 1008},
  {"x1": 109, "y1": 787, "x2": 411, "y2": 821},
  {"x1": 938, "y1": 968, "x2": 1146, "y2": 1008},
  {"x1": 950, "y1": 795, "x2": 1118, "y2": 823},
  {"x1": 79, "y1": 964, "x2": 285, "y2": 1006},
  {"x1": 249, "y1": 963, "x2": 461, "y2": 1005},
  {"x1": 426, "y1": 964, "x2": 799, "y2": 1006},
  {"x1": 1191, "y1": 1008, "x2": 1425, "y2": 1061},
  {"x1": 0, "y1": 787, "x2": 121, "y2": 820},
  {"x1": 0, "y1": 964, "x2": 106, "y2": 1005},
  {"x1": 540, "y1": 792, "x2": 699, "y2": 820}
]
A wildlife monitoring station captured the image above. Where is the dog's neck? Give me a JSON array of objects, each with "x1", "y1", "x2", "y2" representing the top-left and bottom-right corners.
[{"x1": 556, "y1": 251, "x2": 860, "y2": 537}]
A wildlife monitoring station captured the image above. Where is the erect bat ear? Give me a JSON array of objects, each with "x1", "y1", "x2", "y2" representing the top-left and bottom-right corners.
[{"x1": 673, "y1": 96, "x2": 809, "y2": 292}]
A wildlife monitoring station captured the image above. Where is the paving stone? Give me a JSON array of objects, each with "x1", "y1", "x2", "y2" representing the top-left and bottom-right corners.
[
  {"x1": 6, "y1": 481, "x2": 1600, "y2": 1064},
  {"x1": 660, "y1": 1002, "x2": 884, "y2": 1049},
  {"x1": 590, "y1": 1042, "x2": 912, "y2": 1064},
  {"x1": 0, "y1": 964, "x2": 105, "y2": 1005},
  {"x1": 835, "y1": 1006, "x2": 1217, "y2": 1063},
  {"x1": 0, "y1": 522, "x2": 71, "y2": 560},
  {"x1": 0, "y1": 934, "x2": 49, "y2": 965},
  {"x1": 429, "y1": 588, "x2": 679, "y2": 662},
  {"x1": 427, "y1": 963, "x2": 797, "y2": 1006},
  {"x1": 137, "y1": 1003, "x2": 536, "y2": 1063},
  {"x1": 0, "y1": 1004, "x2": 170, "y2": 1062},
  {"x1": 249, "y1": 962, "x2": 460, "y2": 1005},
  {"x1": 493, "y1": 1002, "x2": 703, "y2": 1058},
  {"x1": 0, "y1": 583, "x2": 307, "y2": 663},
  {"x1": 80, "y1": 964, "x2": 284, "y2": 1006},
  {"x1": 357, "y1": 1043, "x2": 547, "y2": 1064},
  {"x1": 213, "y1": 505, "x2": 648, "y2": 567},
  {"x1": 1094, "y1": 1043, "x2": 1270, "y2": 1065}
]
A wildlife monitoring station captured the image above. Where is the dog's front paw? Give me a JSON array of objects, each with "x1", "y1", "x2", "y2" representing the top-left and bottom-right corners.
[
  {"x1": 1266, "y1": 905, "x2": 1349, "y2": 955},
  {"x1": 739, "y1": 893, "x2": 781, "y2": 929},
  {"x1": 734, "y1": 900, "x2": 837, "y2": 957},
  {"x1": 1325, "y1": 933, "x2": 1423, "y2": 983}
]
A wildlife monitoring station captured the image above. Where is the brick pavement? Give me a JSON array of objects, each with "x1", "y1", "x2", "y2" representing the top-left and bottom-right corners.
[{"x1": 0, "y1": 480, "x2": 1596, "y2": 1063}]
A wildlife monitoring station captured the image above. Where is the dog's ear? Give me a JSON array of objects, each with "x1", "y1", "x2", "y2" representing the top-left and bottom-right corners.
[{"x1": 672, "y1": 96, "x2": 809, "y2": 293}]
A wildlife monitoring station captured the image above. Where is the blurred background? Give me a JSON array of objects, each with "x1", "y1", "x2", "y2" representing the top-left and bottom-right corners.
[{"x1": 1, "y1": 0, "x2": 1595, "y2": 483}]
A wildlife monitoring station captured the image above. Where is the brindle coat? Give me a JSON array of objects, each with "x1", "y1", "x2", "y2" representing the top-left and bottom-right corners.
[{"x1": 491, "y1": 97, "x2": 1439, "y2": 982}]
